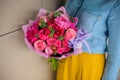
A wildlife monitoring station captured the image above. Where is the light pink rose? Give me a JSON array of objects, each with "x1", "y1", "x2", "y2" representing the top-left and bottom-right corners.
[
  {"x1": 57, "y1": 47, "x2": 64, "y2": 54},
  {"x1": 34, "y1": 40, "x2": 46, "y2": 51},
  {"x1": 54, "y1": 14, "x2": 70, "y2": 30},
  {"x1": 46, "y1": 38, "x2": 56, "y2": 46},
  {"x1": 64, "y1": 28, "x2": 76, "y2": 40},
  {"x1": 55, "y1": 40, "x2": 61, "y2": 47},
  {"x1": 45, "y1": 47, "x2": 53, "y2": 55}
]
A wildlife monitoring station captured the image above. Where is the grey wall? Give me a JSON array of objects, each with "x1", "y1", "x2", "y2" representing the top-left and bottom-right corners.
[{"x1": 0, "y1": 0, "x2": 62, "y2": 80}]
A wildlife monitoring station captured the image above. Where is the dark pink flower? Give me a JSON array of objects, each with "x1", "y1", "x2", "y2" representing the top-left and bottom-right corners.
[
  {"x1": 31, "y1": 37, "x2": 38, "y2": 44},
  {"x1": 54, "y1": 40, "x2": 61, "y2": 47},
  {"x1": 57, "y1": 47, "x2": 64, "y2": 54},
  {"x1": 63, "y1": 45, "x2": 71, "y2": 52},
  {"x1": 62, "y1": 40, "x2": 68, "y2": 46},
  {"x1": 27, "y1": 25, "x2": 39, "y2": 44},
  {"x1": 38, "y1": 28, "x2": 50, "y2": 40},
  {"x1": 69, "y1": 23, "x2": 78, "y2": 31},
  {"x1": 46, "y1": 38, "x2": 56, "y2": 46},
  {"x1": 47, "y1": 19, "x2": 56, "y2": 28},
  {"x1": 54, "y1": 26, "x2": 64, "y2": 38}
]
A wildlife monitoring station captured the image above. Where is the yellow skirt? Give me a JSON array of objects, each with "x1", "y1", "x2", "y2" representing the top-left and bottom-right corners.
[{"x1": 56, "y1": 52, "x2": 105, "y2": 80}]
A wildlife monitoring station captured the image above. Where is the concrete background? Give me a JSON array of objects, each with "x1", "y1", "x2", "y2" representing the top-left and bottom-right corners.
[{"x1": 0, "y1": 0, "x2": 62, "y2": 80}]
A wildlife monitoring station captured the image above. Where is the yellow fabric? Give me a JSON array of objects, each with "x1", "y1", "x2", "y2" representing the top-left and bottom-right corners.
[{"x1": 56, "y1": 52, "x2": 105, "y2": 80}]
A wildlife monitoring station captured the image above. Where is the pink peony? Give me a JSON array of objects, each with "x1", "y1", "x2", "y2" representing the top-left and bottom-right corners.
[
  {"x1": 45, "y1": 47, "x2": 53, "y2": 55},
  {"x1": 38, "y1": 28, "x2": 50, "y2": 40},
  {"x1": 57, "y1": 47, "x2": 65, "y2": 54},
  {"x1": 46, "y1": 38, "x2": 56, "y2": 46},
  {"x1": 54, "y1": 14, "x2": 70, "y2": 30},
  {"x1": 54, "y1": 39, "x2": 61, "y2": 47},
  {"x1": 64, "y1": 28, "x2": 76, "y2": 40},
  {"x1": 34, "y1": 40, "x2": 46, "y2": 51}
]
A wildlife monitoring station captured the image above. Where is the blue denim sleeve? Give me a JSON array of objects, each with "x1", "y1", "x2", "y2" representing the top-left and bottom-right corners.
[{"x1": 102, "y1": 0, "x2": 120, "y2": 80}]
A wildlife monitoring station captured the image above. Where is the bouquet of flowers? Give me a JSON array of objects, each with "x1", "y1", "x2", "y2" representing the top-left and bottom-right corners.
[{"x1": 22, "y1": 7, "x2": 90, "y2": 70}]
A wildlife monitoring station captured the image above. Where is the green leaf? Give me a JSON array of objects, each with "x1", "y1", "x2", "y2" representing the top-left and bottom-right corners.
[
  {"x1": 48, "y1": 27, "x2": 55, "y2": 38},
  {"x1": 38, "y1": 19, "x2": 47, "y2": 28},
  {"x1": 50, "y1": 28, "x2": 55, "y2": 34},
  {"x1": 48, "y1": 33, "x2": 53, "y2": 38},
  {"x1": 46, "y1": 11, "x2": 50, "y2": 16},
  {"x1": 48, "y1": 58, "x2": 52, "y2": 63},
  {"x1": 58, "y1": 36, "x2": 64, "y2": 40},
  {"x1": 53, "y1": 12, "x2": 61, "y2": 18},
  {"x1": 69, "y1": 16, "x2": 74, "y2": 22},
  {"x1": 51, "y1": 58, "x2": 58, "y2": 71},
  {"x1": 48, "y1": 58, "x2": 58, "y2": 71}
]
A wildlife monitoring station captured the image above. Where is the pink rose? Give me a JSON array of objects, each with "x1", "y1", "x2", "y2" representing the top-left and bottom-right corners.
[
  {"x1": 64, "y1": 28, "x2": 76, "y2": 40},
  {"x1": 46, "y1": 38, "x2": 56, "y2": 46},
  {"x1": 57, "y1": 47, "x2": 64, "y2": 54},
  {"x1": 34, "y1": 40, "x2": 46, "y2": 51},
  {"x1": 55, "y1": 40, "x2": 61, "y2": 47},
  {"x1": 54, "y1": 14, "x2": 70, "y2": 30},
  {"x1": 45, "y1": 47, "x2": 53, "y2": 55},
  {"x1": 38, "y1": 28, "x2": 50, "y2": 40}
]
